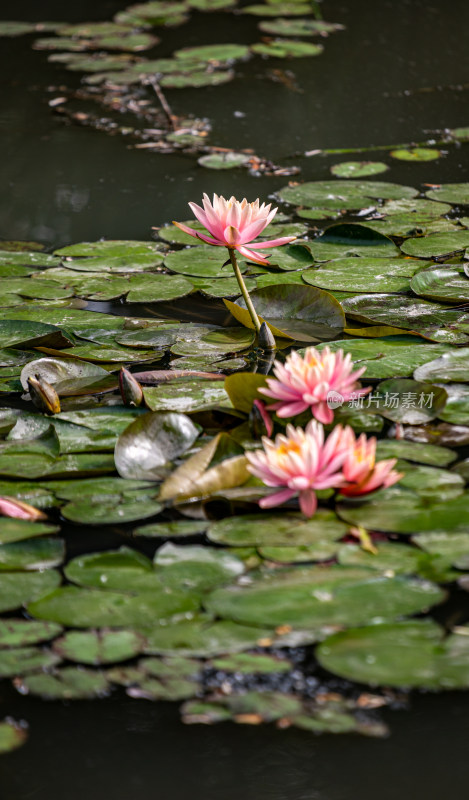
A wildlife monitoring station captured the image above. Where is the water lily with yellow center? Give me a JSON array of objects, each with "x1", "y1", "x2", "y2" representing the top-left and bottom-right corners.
[
  {"x1": 173, "y1": 194, "x2": 297, "y2": 333},
  {"x1": 260, "y1": 346, "x2": 371, "y2": 423},
  {"x1": 246, "y1": 420, "x2": 351, "y2": 517},
  {"x1": 339, "y1": 432, "x2": 403, "y2": 496}
]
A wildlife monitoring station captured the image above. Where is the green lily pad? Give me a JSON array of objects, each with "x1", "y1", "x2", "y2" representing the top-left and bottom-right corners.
[
  {"x1": 143, "y1": 379, "x2": 231, "y2": 413},
  {"x1": 259, "y1": 18, "x2": 344, "y2": 36},
  {"x1": 375, "y1": 439, "x2": 457, "y2": 467},
  {"x1": 401, "y1": 231, "x2": 469, "y2": 258},
  {"x1": 18, "y1": 666, "x2": 110, "y2": 699},
  {"x1": 337, "y1": 487, "x2": 469, "y2": 534},
  {"x1": 303, "y1": 257, "x2": 423, "y2": 293},
  {"x1": 143, "y1": 617, "x2": 274, "y2": 656},
  {"x1": 0, "y1": 517, "x2": 59, "y2": 545},
  {"x1": 0, "y1": 320, "x2": 72, "y2": 349},
  {"x1": 20, "y1": 357, "x2": 108, "y2": 392},
  {"x1": 0, "y1": 619, "x2": 62, "y2": 648},
  {"x1": 0, "y1": 570, "x2": 61, "y2": 613},
  {"x1": 207, "y1": 511, "x2": 347, "y2": 546},
  {"x1": 0, "y1": 538, "x2": 64, "y2": 571},
  {"x1": 154, "y1": 543, "x2": 245, "y2": 592},
  {"x1": 160, "y1": 70, "x2": 234, "y2": 88},
  {"x1": 114, "y1": 411, "x2": 199, "y2": 480},
  {"x1": 340, "y1": 295, "x2": 469, "y2": 343},
  {"x1": 330, "y1": 162, "x2": 388, "y2": 178},
  {"x1": 198, "y1": 152, "x2": 250, "y2": 169},
  {"x1": 226, "y1": 284, "x2": 344, "y2": 342},
  {"x1": 0, "y1": 646, "x2": 60, "y2": 677},
  {"x1": 337, "y1": 541, "x2": 454, "y2": 579},
  {"x1": 307, "y1": 224, "x2": 399, "y2": 260},
  {"x1": 164, "y1": 245, "x2": 241, "y2": 277},
  {"x1": 373, "y1": 378, "x2": 447, "y2": 424},
  {"x1": 211, "y1": 652, "x2": 291, "y2": 674},
  {"x1": 0, "y1": 720, "x2": 28, "y2": 753},
  {"x1": 125, "y1": 274, "x2": 194, "y2": 303},
  {"x1": 251, "y1": 40, "x2": 323, "y2": 58},
  {"x1": 410, "y1": 265, "x2": 469, "y2": 303},
  {"x1": 425, "y1": 183, "x2": 469, "y2": 204},
  {"x1": 205, "y1": 566, "x2": 444, "y2": 629},
  {"x1": 317, "y1": 620, "x2": 469, "y2": 689},
  {"x1": 278, "y1": 180, "x2": 418, "y2": 207},
  {"x1": 390, "y1": 148, "x2": 441, "y2": 161},
  {"x1": 61, "y1": 496, "x2": 162, "y2": 525},
  {"x1": 174, "y1": 43, "x2": 250, "y2": 62},
  {"x1": 170, "y1": 327, "x2": 254, "y2": 357},
  {"x1": 414, "y1": 348, "x2": 469, "y2": 382},
  {"x1": 316, "y1": 338, "x2": 452, "y2": 379},
  {"x1": 53, "y1": 629, "x2": 145, "y2": 664},
  {"x1": 0, "y1": 21, "x2": 38, "y2": 36},
  {"x1": 438, "y1": 384, "x2": 469, "y2": 424},
  {"x1": 414, "y1": 532, "x2": 469, "y2": 570},
  {"x1": 263, "y1": 243, "x2": 313, "y2": 271},
  {"x1": 133, "y1": 519, "x2": 210, "y2": 537},
  {"x1": 28, "y1": 584, "x2": 199, "y2": 628},
  {"x1": 243, "y1": 3, "x2": 314, "y2": 15}
]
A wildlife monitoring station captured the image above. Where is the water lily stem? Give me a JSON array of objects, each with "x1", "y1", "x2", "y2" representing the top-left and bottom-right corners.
[{"x1": 227, "y1": 248, "x2": 262, "y2": 335}]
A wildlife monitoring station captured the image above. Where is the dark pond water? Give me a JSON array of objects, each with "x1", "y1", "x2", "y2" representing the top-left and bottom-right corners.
[{"x1": 1, "y1": 0, "x2": 469, "y2": 797}]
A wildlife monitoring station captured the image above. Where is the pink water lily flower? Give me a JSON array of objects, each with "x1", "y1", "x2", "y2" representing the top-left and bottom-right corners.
[
  {"x1": 246, "y1": 420, "x2": 351, "y2": 517},
  {"x1": 260, "y1": 346, "x2": 371, "y2": 424},
  {"x1": 173, "y1": 193, "x2": 297, "y2": 265},
  {"x1": 339, "y1": 432, "x2": 403, "y2": 496}
]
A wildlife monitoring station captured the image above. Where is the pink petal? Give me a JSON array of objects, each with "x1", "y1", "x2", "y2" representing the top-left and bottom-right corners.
[
  {"x1": 299, "y1": 489, "x2": 317, "y2": 518},
  {"x1": 312, "y1": 402, "x2": 334, "y2": 424},
  {"x1": 238, "y1": 218, "x2": 270, "y2": 244},
  {"x1": 247, "y1": 236, "x2": 297, "y2": 249},
  {"x1": 259, "y1": 488, "x2": 296, "y2": 508},
  {"x1": 236, "y1": 245, "x2": 270, "y2": 265},
  {"x1": 224, "y1": 225, "x2": 241, "y2": 246}
]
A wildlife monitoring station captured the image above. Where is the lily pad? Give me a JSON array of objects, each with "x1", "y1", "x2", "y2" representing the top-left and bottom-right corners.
[
  {"x1": 0, "y1": 538, "x2": 64, "y2": 571},
  {"x1": 410, "y1": 265, "x2": 469, "y2": 303},
  {"x1": 114, "y1": 411, "x2": 199, "y2": 480},
  {"x1": 375, "y1": 439, "x2": 457, "y2": 467},
  {"x1": 330, "y1": 162, "x2": 388, "y2": 178},
  {"x1": 438, "y1": 384, "x2": 469, "y2": 424},
  {"x1": 251, "y1": 40, "x2": 323, "y2": 58},
  {"x1": 401, "y1": 231, "x2": 469, "y2": 258},
  {"x1": 207, "y1": 511, "x2": 347, "y2": 546},
  {"x1": 315, "y1": 338, "x2": 452, "y2": 379},
  {"x1": 153, "y1": 543, "x2": 245, "y2": 592},
  {"x1": 390, "y1": 148, "x2": 441, "y2": 161},
  {"x1": 303, "y1": 257, "x2": 423, "y2": 293},
  {"x1": 28, "y1": 585, "x2": 199, "y2": 628},
  {"x1": 307, "y1": 224, "x2": 399, "y2": 260},
  {"x1": 258, "y1": 18, "x2": 344, "y2": 36},
  {"x1": 0, "y1": 570, "x2": 61, "y2": 613},
  {"x1": 337, "y1": 487, "x2": 469, "y2": 534},
  {"x1": 53, "y1": 629, "x2": 145, "y2": 664},
  {"x1": 143, "y1": 617, "x2": 275, "y2": 656},
  {"x1": 317, "y1": 620, "x2": 469, "y2": 689},
  {"x1": 205, "y1": 566, "x2": 444, "y2": 629},
  {"x1": 174, "y1": 43, "x2": 250, "y2": 63},
  {"x1": 425, "y1": 183, "x2": 469, "y2": 204},
  {"x1": 143, "y1": 380, "x2": 231, "y2": 413},
  {"x1": 0, "y1": 720, "x2": 28, "y2": 753},
  {"x1": 225, "y1": 284, "x2": 345, "y2": 342},
  {"x1": 414, "y1": 349, "x2": 469, "y2": 383},
  {"x1": 0, "y1": 646, "x2": 60, "y2": 677},
  {"x1": 278, "y1": 180, "x2": 418, "y2": 208},
  {"x1": 133, "y1": 519, "x2": 210, "y2": 537},
  {"x1": 0, "y1": 619, "x2": 62, "y2": 648},
  {"x1": 198, "y1": 152, "x2": 250, "y2": 169},
  {"x1": 18, "y1": 666, "x2": 110, "y2": 699}
]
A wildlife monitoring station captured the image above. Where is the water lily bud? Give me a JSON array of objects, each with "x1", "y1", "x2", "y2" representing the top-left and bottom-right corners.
[
  {"x1": 0, "y1": 496, "x2": 47, "y2": 521},
  {"x1": 27, "y1": 375, "x2": 61, "y2": 415},
  {"x1": 249, "y1": 399, "x2": 273, "y2": 439},
  {"x1": 258, "y1": 321, "x2": 276, "y2": 351},
  {"x1": 119, "y1": 367, "x2": 144, "y2": 407}
]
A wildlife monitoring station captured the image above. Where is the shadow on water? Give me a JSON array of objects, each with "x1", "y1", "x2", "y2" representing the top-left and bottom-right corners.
[{"x1": 1, "y1": 0, "x2": 469, "y2": 797}]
